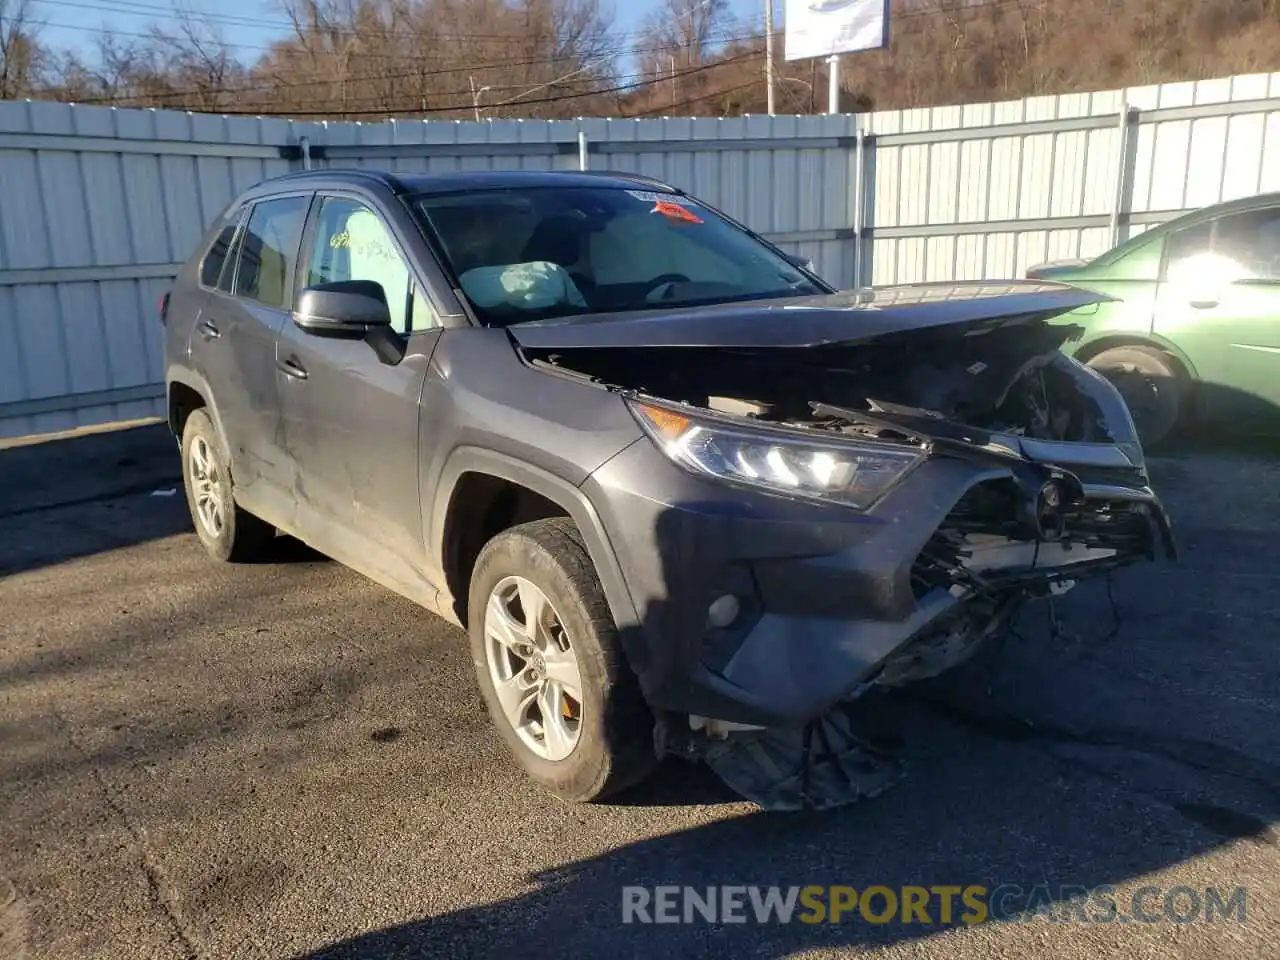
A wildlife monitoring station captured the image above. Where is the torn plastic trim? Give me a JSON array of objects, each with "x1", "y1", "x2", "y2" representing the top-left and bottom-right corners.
[{"x1": 811, "y1": 403, "x2": 1143, "y2": 472}]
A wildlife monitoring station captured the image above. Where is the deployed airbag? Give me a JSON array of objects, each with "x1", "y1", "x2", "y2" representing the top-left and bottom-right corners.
[{"x1": 460, "y1": 261, "x2": 587, "y2": 312}]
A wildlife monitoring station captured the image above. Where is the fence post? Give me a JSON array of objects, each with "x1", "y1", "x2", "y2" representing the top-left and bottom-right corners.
[
  {"x1": 851, "y1": 122, "x2": 867, "y2": 289},
  {"x1": 1110, "y1": 103, "x2": 1137, "y2": 246},
  {"x1": 578, "y1": 131, "x2": 589, "y2": 171}
]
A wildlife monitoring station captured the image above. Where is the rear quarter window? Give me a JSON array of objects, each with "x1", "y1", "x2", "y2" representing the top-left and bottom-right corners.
[{"x1": 199, "y1": 208, "x2": 245, "y2": 290}]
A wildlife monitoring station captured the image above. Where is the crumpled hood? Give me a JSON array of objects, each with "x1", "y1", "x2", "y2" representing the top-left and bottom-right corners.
[{"x1": 506, "y1": 280, "x2": 1111, "y2": 351}]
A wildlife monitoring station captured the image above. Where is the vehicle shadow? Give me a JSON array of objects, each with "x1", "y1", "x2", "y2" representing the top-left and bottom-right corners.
[
  {"x1": 298, "y1": 470, "x2": 1280, "y2": 958},
  {"x1": 0, "y1": 421, "x2": 325, "y2": 576}
]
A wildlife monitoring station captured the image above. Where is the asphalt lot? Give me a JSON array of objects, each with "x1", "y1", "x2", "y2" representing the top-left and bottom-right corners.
[{"x1": 2, "y1": 422, "x2": 1279, "y2": 959}]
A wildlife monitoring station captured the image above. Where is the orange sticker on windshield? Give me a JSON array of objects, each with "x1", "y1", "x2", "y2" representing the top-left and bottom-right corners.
[{"x1": 651, "y1": 199, "x2": 703, "y2": 224}]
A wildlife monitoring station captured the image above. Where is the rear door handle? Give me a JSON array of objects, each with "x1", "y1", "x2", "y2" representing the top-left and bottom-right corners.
[
  {"x1": 197, "y1": 319, "x2": 221, "y2": 340},
  {"x1": 277, "y1": 357, "x2": 308, "y2": 381}
]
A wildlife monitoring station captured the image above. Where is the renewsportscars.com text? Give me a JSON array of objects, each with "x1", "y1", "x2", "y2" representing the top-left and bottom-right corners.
[{"x1": 621, "y1": 884, "x2": 1248, "y2": 926}]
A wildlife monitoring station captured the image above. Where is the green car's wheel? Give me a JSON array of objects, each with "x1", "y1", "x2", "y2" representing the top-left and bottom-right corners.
[{"x1": 1087, "y1": 345, "x2": 1185, "y2": 449}]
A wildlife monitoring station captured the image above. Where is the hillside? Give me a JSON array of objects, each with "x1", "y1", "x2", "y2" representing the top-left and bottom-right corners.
[{"x1": 2, "y1": 0, "x2": 1278, "y2": 117}]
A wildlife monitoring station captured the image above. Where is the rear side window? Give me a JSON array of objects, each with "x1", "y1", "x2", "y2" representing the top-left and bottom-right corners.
[
  {"x1": 231, "y1": 196, "x2": 310, "y2": 309},
  {"x1": 199, "y1": 209, "x2": 244, "y2": 290}
]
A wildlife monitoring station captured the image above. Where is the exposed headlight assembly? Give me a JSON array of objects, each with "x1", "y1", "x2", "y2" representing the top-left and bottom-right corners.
[{"x1": 628, "y1": 399, "x2": 925, "y2": 510}]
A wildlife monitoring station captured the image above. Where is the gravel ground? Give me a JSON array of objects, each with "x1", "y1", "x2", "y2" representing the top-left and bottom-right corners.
[{"x1": 1, "y1": 423, "x2": 1278, "y2": 959}]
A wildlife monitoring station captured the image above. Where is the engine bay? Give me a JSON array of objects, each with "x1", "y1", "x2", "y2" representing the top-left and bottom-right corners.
[{"x1": 526, "y1": 315, "x2": 1116, "y2": 446}]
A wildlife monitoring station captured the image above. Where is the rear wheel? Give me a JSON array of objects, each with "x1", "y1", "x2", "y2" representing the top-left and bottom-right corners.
[
  {"x1": 467, "y1": 517, "x2": 657, "y2": 802},
  {"x1": 180, "y1": 408, "x2": 275, "y2": 562},
  {"x1": 1086, "y1": 344, "x2": 1186, "y2": 449}
]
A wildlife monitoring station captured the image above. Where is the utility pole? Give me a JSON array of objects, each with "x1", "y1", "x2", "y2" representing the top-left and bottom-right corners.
[
  {"x1": 469, "y1": 76, "x2": 491, "y2": 121},
  {"x1": 764, "y1": 0, "x2": 776, "y2": 115}
]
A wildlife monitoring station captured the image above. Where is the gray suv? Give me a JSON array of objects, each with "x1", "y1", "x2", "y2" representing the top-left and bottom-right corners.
[{"x1": 163, "y1": 168, "x2": 1175, "y2": 808}]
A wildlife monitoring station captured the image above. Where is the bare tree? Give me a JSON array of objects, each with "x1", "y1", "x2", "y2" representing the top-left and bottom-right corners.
[
  {"x1": 18, "y1": 0, "x2": 1280, "y2": 119},
  {"x1": 0, "y1": 0, "x2": 44, "y2": 99},
  {"x1": 146, "y1": 6, "x2": 244, "y2": 112}
]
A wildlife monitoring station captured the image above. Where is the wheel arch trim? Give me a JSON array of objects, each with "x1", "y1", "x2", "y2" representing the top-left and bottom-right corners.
[
  {"x1": 166, "y1": 369, "x2": 235, "y2": 462},
  {"x1": 1072, "y1": 330, "x2": 1201, "y2": 382},
  {"x1": 430, "y1": 446, "x2": 642, "y2": 635}
]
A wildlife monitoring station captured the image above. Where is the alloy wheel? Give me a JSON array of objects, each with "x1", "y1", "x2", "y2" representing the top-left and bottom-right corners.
[
  {"x1": 483, "y1": 575, "x2": 584, "y2": 762},
  {"x1": 188, "y1": 435, "x2": 225, "y2": 539}
]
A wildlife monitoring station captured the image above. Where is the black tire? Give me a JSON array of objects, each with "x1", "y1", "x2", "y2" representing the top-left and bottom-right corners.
[
  {"x1": 180, "y1": 408, "x2": 275, "y2": 562},
  {"x1": 1086, "y1": 344, "x2": 1186, "y2": 449},
  {"x1": 467, "y1": 517, "x2": 658, "y2": 802}
]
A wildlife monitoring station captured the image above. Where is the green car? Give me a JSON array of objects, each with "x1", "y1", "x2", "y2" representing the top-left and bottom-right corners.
[{"x1": 1027, "y1": 192, "x2": 1280, "y2": 447}]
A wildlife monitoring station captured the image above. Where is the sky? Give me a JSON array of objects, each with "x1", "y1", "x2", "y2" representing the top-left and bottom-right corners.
[{"x1": 31, "y1": 0, "x2": 770, "y2": 68}]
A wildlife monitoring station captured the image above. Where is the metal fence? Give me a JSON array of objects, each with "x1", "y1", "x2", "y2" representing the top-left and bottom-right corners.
[{"x1": 3, "y1": 70, "x2": 1280, "y2": 438}]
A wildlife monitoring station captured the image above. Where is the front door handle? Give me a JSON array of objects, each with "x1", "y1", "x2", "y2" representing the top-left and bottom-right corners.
[
  {"x1": 197, "y1": 319, "x2": 221, "y2": 340},
  {"x1": 277, "y1": 357, "x2": 308, "y2": 381}
]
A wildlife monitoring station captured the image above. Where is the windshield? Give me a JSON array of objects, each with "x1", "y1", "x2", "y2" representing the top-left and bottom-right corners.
[{"x1": 412, "y1": 186, "x2": 826, "y2": 325}]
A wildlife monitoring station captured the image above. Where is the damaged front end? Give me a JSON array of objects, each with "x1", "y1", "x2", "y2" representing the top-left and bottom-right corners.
[{"x1": 514, "y1": 281, "x2": 1177, "y2": 810}]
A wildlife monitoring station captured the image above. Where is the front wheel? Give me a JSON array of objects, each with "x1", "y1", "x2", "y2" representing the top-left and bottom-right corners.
[
  {"x1": 1086, "y1": 344, "x2": 1186, "y2": 449},
  {"x1": 467, "y1": 517, "x2": 657, "y2": 802}
]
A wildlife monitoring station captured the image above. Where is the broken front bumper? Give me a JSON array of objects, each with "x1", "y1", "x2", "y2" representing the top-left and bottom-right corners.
[{"x1": 584, "y1": 438, "x2": 1175, "y2": 729}]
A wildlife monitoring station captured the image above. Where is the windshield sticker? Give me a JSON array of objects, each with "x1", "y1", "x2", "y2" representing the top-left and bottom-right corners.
[
  {"x1": 624, "y1": 190, "x2": 705, "y2": 223},
  {"x1": 625, "y1": 190, "x2": 671, "y2": 204},
  {"x1": 651, "y1": 199, "x2": 704, "y2": 224}
]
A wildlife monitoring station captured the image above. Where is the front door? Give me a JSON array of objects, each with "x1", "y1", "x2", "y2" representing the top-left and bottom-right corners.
[
  {"x1": 1155, "y1": 206, "x2": 1280, "y2": 424},
  {"x1": 276, "y1": 193, "x2": 444, "y2": 594},
  {"x1": 194, "y1": 194, "x2": 311, "y2": 498}
]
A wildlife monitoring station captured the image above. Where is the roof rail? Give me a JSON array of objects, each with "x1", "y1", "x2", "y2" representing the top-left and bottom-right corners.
[
  {"x1": 577, "y1": 169, "x2": 678, "y2": 192},
  {"x1": 262, "y1": 167, "x2": 410, "y2": 193}
]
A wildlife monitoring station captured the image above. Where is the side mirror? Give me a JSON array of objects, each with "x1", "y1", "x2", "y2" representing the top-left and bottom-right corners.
[{"x1": 294, "y1": 280, "x2": 392, "y2": 338}]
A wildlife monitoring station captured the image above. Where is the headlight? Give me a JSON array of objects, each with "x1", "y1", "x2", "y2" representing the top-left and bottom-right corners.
[{"x1": 628, "y1": 399, "x2": 925, "y2": 509}]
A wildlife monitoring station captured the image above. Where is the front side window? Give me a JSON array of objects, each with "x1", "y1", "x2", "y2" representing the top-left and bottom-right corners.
[
  {"x1": 1213, "y1": 207, "x2": 1280, "y2": 280},
  {"x1": 231, "y1": 195, "x2": 310, "y2": 309},
  {"x1": 1163, "y1": 207, "x2": 1280, "y2": 285},
  {"x1": 304, "y1": 197, "x2": 432, "y2": 334},
  {"x1": 412, "y1": 186, "x2": 824, "y2": 326}
]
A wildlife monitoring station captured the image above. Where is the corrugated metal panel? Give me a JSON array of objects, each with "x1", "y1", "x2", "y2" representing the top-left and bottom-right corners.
[
  {"x1": 0, "y1": 100, "x2": 296, "y2": 437},
  {"x1": 863, "y1": 74, "x2": 1280, "y2": 284},
  {"x1": 5, "y1": 73, "x2": 1280, "y2": 437}
]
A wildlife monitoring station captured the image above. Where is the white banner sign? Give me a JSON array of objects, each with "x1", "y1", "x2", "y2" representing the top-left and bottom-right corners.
[{"x1": 784, "y1": 0, "x2": 888, "y2": 61}]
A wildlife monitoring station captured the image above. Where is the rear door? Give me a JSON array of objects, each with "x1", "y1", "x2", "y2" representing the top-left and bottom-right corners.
[
  {"x1": 196, "y1": 192, "x2": 313, "y2": 500},
  {"x1": 1154, "y1": 205, "x2": 1280, "y2": 422},
  {"x1": 276, "y1": 192, "x2": 444, "y2": 592}
]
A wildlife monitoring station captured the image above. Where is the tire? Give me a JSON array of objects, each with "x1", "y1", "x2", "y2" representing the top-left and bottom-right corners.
[
  {"x1": 180, "y1": 408, "x2": 275, "y2": 562},
  {"x1": 1086, "y1": 344, "x2": 1186, "y2": 449},
  {"x1": 467, "y1": 517, "x2": 658, "y2": 802}
]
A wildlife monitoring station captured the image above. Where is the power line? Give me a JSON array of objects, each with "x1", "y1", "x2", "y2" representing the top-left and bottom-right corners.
[
  {"x1": 35, "y1": 15, "x2": 761, "y2": 58},
  {"x1": 201, "y1": 49, "x2": 766, "y2": 118},
  {"x1": 38, "y1": 0, "x2": 1044, "y2": 59},
  {"x1": 66, "y1": 36, "x2": 766, "y2": 106},
  {"x1": 635, "y1": 78, "x2": 762, "y2": 117},
  {"x1": 35, "y1": 0, "x2": 770, "y2": 47},
  {"x1": 63, "y1": 16, "x2": 770, "y2": 106},
  {"x1": 43, "y1": 0, "x2": 1112, "y2": 116}
]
